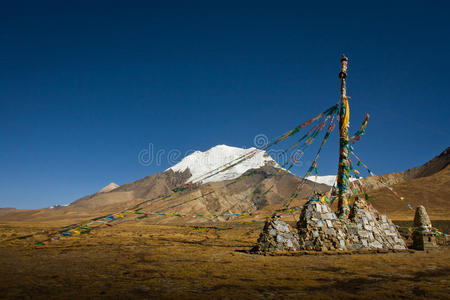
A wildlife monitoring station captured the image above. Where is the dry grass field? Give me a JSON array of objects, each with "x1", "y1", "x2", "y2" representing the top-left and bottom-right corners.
[{"x1": 0, "y1": 221, "x2": 449, "y2": 299}]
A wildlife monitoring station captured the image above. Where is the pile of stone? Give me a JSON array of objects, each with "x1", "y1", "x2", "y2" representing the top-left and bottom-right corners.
[
  {"x1": 252, "y1": 195, "x2": 407, "y2": 253},
  {"x1": 412, "y1": 205, "x2": 437, "y2": 250},
  {"x1": 346, "y1": 198, "x2": 406, "y2": 250},
  {"x1": 251, "y1": 214, "x2": 301, "y2": 253},
  {"x1": 296, "y1": 200, "x2": 348, "y2": 251}
]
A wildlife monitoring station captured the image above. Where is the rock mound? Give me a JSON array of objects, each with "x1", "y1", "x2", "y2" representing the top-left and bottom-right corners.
[
  {"x1": 346, "y1": 198, "x2": 406, "y2": 250},
  {"x1": 412, "y1": 205, "x2": 437, "y2": 250},
  {"x1": 252, "y1": 195, "x2": 407, "y2": 253},
  {"x1": 251, "y1": 214, "x2": 301, "y2": 253},
  {"x1": 296, "y1": 199, "x2": 348, "y2": 251}
]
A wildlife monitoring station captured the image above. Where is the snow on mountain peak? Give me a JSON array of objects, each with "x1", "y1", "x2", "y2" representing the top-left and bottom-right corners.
[
  {"x1": 98, "y1": 182, "x2": 120, "y2": 193},
  {"x1": 167, "y1": 144, "x2": 278, "y2": 183},
  {"x1": 306, "y1": 175, "x2": 361, "y2": 186}
]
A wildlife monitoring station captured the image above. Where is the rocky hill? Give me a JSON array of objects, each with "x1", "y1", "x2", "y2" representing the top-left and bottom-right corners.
[{"x1": 359, "y1": 147, "x2": 449, "y2": 191}]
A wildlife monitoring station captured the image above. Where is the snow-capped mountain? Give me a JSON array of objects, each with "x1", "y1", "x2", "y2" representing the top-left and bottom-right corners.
[
  {"x1": 98, "y1": 182, "x2": 120, "y2": 193},
  {"x1": 306, "y1": 175, "x2": 360, "y2": 187},
  {"x1": 167, "y1": 144, "x2": 279, "y2": 183}
]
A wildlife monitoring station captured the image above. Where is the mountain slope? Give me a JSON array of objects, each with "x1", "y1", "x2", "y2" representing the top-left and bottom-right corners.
[
  {"x1": 121, "y1": 165, "x2": 330, "y2": 224},
  {"x1": 359, "y1": 147, "x2": 450, "y2": 191},
  {"x1": 70, "y1": 169, "x2": 192, "y2": 210},
  {"x1": 353, "y1": 147, "x2": 450, "y2": 220},
  {"x1": 367, "y1": 164, "x2": 450, "y2": 220}
]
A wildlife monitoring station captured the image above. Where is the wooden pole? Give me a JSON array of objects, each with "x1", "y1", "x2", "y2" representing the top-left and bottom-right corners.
[{"x1": 337, "y1": 54, "x2": 350, "y2": 218}]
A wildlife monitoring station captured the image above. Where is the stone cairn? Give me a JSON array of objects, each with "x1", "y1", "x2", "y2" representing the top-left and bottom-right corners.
[
  {"x1": 412, "y1": 205, "x2": 437, "y2": 250},
  {"x1": 297, "y1": 200, "x2": 348, "y2": 251},
  {"x1": 251, "y1": 214, "x2": 301, "y2": 253},
  {"x1": 252, "y1": 195, "x2": 407, "y2": 253},
  {"x1": 346, "y1": 197, "x2": 406, "y2": 250}
]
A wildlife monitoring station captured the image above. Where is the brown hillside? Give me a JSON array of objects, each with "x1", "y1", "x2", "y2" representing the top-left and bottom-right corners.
[
  {"x1": 0, "y1": 166, "x2": 328, "y2": 223},
  {"x1": 359, "y1": 147, "x2": 449, "y2": 190},
  {"x1": 365, "y1": 164, "x2": 450, "y2": 220}
]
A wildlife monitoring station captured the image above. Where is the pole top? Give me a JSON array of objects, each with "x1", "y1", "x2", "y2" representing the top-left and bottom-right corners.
[{"x1": 339, "y1": 54, "x2": 348, "y2": 79}]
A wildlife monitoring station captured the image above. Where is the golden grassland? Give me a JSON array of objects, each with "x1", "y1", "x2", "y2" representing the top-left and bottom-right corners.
[{"x1": 0, "y1": 222, "x2": 449, "y2": 299}]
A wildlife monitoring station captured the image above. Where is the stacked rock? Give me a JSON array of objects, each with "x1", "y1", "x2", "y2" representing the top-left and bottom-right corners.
[
  {"x1": 252, "y1": 195, "x2": 408, "y2": 253},
  {"x1": 296, "y1": 199, "x2": 348, "y2": 251},
  {"x1": 413, "y1": 205, "x2": 432, "y2": 230},
  {"x1": 347, "y1": 197, "x2": 406, "y2": 250},
  {"x1": 412, "y1": 205, "x2": 437, "y2": 250},
  {"x1": 251, "y1": 214, "x2": 301, "y2": 253}
]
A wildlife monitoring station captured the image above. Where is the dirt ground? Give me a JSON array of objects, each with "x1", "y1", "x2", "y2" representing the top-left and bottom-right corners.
[{"x1": 0, "y1": 222, "x2": 449, "y2": 299}]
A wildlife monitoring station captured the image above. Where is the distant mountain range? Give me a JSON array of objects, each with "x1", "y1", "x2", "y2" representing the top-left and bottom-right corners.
[{"x1": 0, "y1": 145, "x2": 448, "y2": 222}]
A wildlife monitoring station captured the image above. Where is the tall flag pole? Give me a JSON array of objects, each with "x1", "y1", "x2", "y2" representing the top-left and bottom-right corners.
[{"x1": 337, "y1": 54, "x2": 350, "y2": 218}]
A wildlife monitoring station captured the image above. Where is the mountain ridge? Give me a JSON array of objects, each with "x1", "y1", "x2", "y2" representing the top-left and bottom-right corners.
[{"x1": 0, "y1": 145, "x2": 448, "y2": 222}]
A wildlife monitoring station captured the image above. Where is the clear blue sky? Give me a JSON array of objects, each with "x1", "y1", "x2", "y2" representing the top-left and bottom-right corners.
[{"x1": 1, "y1": 1, "x2": 449, "y2": 209}]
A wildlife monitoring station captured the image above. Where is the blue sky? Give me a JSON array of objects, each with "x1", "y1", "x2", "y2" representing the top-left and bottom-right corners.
[{"x1": 1, "y1": 1, "x2": 449, "y2": 209}]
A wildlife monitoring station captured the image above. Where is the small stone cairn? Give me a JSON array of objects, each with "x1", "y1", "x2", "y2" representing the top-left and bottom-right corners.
[
  {"x1": 346, "y1": 197, "x2": 406, "y2": 250},
  {"x1": 251, "y1": 214, "x2": 301, "y2": 253},
  {"x1": 412, "y1": 205, "x2": 437, "y2": 250},
  {"x1": 297, "y1": 199, "x2": 348, "y2": 251}
]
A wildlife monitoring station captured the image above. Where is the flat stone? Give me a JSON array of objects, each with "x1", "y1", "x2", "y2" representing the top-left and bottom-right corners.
[
  {"x1": 359, "y1": 231, "x2": 369, "y2": 238},
  {"x1": 324, "y1": 228, "x2": 336, "y2": 236},
  {"x1": 322, "y1": 213, "x2": 333, "y2": 220},
  {"x1": 369, "y1": 241, "x2": 383, "y2": 249},
  {"x1": 276, "y1": 234, "x2": 284, "y2": 243},
  {"x1": 315, "y1": 203, "x2": 322, "y2": 213}
]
